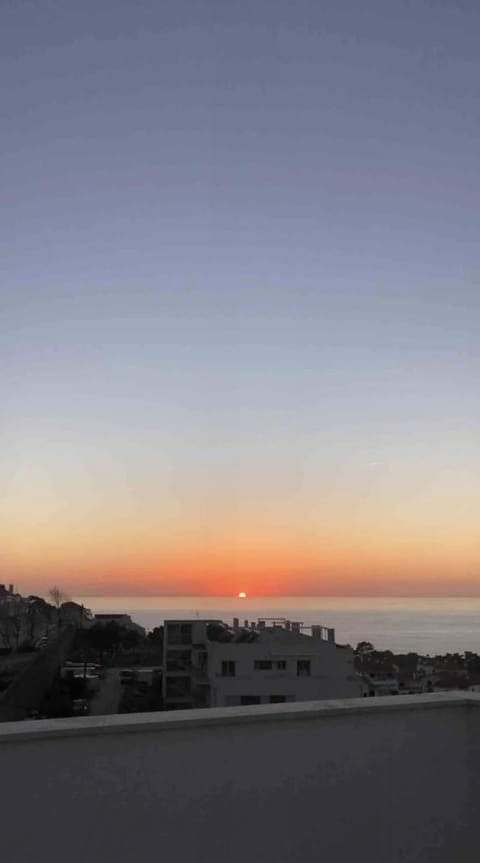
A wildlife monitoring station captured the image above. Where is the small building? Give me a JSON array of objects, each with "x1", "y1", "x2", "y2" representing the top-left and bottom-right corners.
[
  {"x1": 59, "y1": 602, "x2": 94, "y2": 629},
  {"x1": 94, "y1": 614, "x2": 145, "y2": 637},
  {"x1": 358, "y1": 660, "x2": 400, "y2": 697},
  {"x1": 0, "y1": 584, "x2": 16, "y2": 602}
]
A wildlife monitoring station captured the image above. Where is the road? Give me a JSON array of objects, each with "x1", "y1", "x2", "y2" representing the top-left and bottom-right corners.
[{"x1": 90, "y1": 668, "x2": 122, "y2": 716}]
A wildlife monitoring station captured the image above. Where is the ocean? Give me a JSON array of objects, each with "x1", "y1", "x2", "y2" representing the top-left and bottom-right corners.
[{"x1": 75, "y1": 596, "x2": 480, "y2": 655}]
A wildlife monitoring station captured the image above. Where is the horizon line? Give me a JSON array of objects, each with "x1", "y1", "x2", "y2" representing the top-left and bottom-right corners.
[{"x1": 50, "y1": 592, "x2": 480, "y2": 599}]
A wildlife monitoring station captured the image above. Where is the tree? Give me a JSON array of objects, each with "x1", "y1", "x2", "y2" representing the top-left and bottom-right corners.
[
  {"x1": 82, "y1": 622, "x2": 123, "y2": 655},
  {"x1": 26, "y1": 596, "x2": 45, "y2": 645},
  {"x1": 25, "y1": 597, "x2": 51, "y2": 646},
  {"x1": 355, "y1": 641, "x2": 375, "y2": 656},
  {"x1": 120, "y1": 628, "x2": 143, "y2": 651},
  {"x1": 0, "y1": 602, "x2": 23, "y2": 651},
  {"x1": 48, "y1": 586, "x2": 69, "y2": 608},
  {"x1": 147, "y1": 626, "x2": 164, "y2": 647}
]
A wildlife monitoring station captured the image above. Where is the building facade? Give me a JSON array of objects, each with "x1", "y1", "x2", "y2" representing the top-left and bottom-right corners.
[
  {"x1": 163, "y1": 618, "x2": 362, "y2": 710},
  {"x1": 162, "y1": 619, "x2": 220, "y2": 710}
]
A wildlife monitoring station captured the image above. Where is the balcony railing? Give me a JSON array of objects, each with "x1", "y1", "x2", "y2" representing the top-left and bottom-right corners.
[{"x1": 191, "y1": 664, "x2": 208, "y2": 682}]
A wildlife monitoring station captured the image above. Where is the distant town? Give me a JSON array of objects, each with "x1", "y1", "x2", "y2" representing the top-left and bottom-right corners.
[{"x1": 1, "y1": 583, "x2": 479, "y2": 721}]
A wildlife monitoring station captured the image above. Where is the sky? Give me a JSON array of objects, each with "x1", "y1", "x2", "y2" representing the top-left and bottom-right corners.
[{"x1": 1, "y1": 0, "x2": 479, "y2": 597}]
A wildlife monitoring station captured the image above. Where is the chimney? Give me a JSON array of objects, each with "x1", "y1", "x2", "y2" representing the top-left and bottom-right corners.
[
  {"x1": 328, "y1": 628, "x2": 335, "y2": 643},
  {"x1": 285, "y1": 620, "x2": 291, "y2": 631},
  {"x1": 244, "y1": 620, "x2": 249, "y2": 629},
  {"x1": 250, "y1": 621, "x2": 256, "y2": 629},
  {"x1": 8, "y1": 584, "x2": 14, "y2": 595},
  {"x1": 311, "y1": 625, "x2": 323, "y2": 640},
  {"x1": 233, "y1": 617, "x2": 239, "y2": 629},
  {"x1": 291, "y1": 621, "x2": 300, "y2": 633}
]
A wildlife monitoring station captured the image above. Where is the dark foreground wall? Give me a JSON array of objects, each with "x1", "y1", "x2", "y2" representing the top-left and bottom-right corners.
[{"x1": 0, "y1": 694, "x2": 478, "y2": 863}]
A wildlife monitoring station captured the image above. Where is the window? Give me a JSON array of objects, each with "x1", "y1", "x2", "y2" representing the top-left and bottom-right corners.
[
  {"x1": 276, "y1": 660, "x2": 287, "y2": 670},
  {"x1": 254, "y1": 660, "x2": 272, "y2": 670},
  {"x1": 240, "y1": 696, "x2": 261, "y2": 705},
  {"x1": 297, "y1": 660, "x2": 311, "y2": 677},
  {"x1": 269, "y1": 695, "x2": 286, "y2": 703},
  {"x1": 168, "y1": 624, "x2": 193, "y2": 645},
  {"x1": 221, "y1": 661, "x2": 236, "y2": 677},
  {"x1": 166, "y1": 650, "x2": 191, "y2": 672}
]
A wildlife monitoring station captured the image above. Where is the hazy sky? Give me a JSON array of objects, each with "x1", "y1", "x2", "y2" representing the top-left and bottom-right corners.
[{"x1": 1, "y1": 0, "x2": 479, "y2": 596}]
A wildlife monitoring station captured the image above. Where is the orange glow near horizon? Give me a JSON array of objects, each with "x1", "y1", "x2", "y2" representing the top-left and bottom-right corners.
[
  {"x1": 1, "y1": 427, "x2": 480, "y2": 598},
  {"x1": 2, "y1": 505, "x2": 480, "y2": 597}
]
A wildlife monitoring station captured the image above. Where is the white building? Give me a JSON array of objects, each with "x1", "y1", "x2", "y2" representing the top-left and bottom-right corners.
[
  {"x1": 163, "y1": 619, "x2": 220, "y2": 710},
  {"x1": 163, "y1": 618, "x2": 362, "y2": 709}
]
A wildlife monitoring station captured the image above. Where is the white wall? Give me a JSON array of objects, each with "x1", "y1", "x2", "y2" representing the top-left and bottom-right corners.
[
  {"x1": 0, "y1": 694, "x2": 478, "y2": 863},
  {"x1": 208, "y1": 637, "x2": 361, "y2": 705}
]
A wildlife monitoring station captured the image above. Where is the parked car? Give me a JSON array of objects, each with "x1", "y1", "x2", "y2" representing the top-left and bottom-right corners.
[
  {"x1": 72, "y1": 698, "x2": 90, "y2": 715},
  {"x1": 61, "y1": 663, "x2": 102, "y2": 681},
  {"x1": 136, "y1": 681, "x2": 150, "y2": 693}
]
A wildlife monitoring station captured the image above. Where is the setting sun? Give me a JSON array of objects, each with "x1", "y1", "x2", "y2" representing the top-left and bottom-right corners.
[{"x1": 238, "y1": 592, "x2": 247, "y2": 599}]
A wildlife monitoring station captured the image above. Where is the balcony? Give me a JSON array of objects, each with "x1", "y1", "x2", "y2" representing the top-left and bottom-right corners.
[
  {"x1": 191, "y1": 663, "x2": 209, "y2": 683},
  {"x1": 165, "y1": 662, "x2": 191, "y2": 674},
  {"x1": 1, "y1": 692, "x2": 479, "y2": 862}
]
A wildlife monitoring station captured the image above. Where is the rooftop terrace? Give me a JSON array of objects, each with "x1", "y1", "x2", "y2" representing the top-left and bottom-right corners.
[{"x1": 2, "y1": 692, "x2": 479, "y2": 862}]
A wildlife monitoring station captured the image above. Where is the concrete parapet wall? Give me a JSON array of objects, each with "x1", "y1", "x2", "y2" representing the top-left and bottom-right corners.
[{"x1": 0, "y1": 693, "x2": 479, "y2": 862}]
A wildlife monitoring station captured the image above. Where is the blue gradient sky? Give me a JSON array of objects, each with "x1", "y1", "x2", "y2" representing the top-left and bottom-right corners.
[{"x1": 1, "y1": 0, "x2": 479, "y2": 595}]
